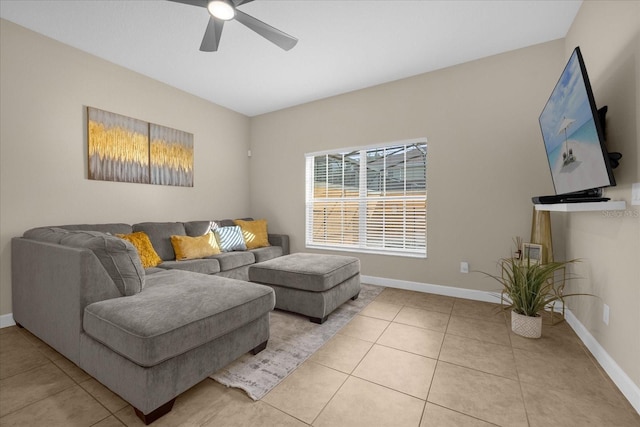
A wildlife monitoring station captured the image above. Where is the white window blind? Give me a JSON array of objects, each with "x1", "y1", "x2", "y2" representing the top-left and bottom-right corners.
[{"x1": 305, "y1": 139, "x2": 427, "y2": 258}]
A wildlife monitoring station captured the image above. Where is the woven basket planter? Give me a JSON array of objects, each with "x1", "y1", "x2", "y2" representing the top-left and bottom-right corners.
[{"x1": 511, "y1": 310, "x2": 542, "y2": 339}]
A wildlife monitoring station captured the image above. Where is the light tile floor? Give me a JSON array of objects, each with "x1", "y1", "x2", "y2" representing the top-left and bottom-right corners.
[{"x1": 1, "y1": 287, "x2": 639, "y2": 426}]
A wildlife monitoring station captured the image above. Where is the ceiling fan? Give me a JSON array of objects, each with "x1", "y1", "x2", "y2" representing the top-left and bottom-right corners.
[{"x1": 168, "y1": 0, "x2": 298, "y2": 52}]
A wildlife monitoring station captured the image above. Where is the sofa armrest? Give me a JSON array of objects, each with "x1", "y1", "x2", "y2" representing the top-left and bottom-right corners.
[
  {"x1": 11, "y1": 238, "x2": 121, "y2": 364},
  {"x1": 268, "y1": 234, "x2": 289, "y2": 255}
]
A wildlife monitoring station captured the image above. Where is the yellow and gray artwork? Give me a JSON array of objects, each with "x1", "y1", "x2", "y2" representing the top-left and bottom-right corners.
[
  {"x1": 87, "y1": 107, "x2": 193, "y2": 187},
  {"x1": 88, "y1": 107, "x2": 150, "y2": 184},
  {"x1": 150, "y1": 124, "x2": 194, "y2": 187}
]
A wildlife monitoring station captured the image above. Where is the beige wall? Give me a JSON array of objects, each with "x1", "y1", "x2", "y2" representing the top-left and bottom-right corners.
[
  {"x1": 249, "y1": 40, "x2": 565, "y2": 290},
  {"x1": 0, "y1": 20, "x2": 251, "y2": 315},
  {"x1": 249, "y1": 2, "x2": 640, "y2": 394},
  {"x1": 2, "y1": 0, "x2": 637, "y2": 398},
  {"x1": 563, "y1": 1, "x2": 640, "y2": 390}
]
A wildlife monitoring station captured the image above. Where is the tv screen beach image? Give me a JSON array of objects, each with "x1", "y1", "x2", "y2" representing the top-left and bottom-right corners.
[{"x1": 539, "y1": 50, "x2": 610, "y2": 195}]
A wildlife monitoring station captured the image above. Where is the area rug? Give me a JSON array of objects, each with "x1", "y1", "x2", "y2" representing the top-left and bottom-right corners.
[{"x1": 211, "y1": 283, "x2": 384, "y2": 400}]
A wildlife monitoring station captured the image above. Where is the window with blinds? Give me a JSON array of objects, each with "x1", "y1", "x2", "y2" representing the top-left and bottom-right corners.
[{"x1": 305, "y1": 139, "x2": 427, "y2": 258}]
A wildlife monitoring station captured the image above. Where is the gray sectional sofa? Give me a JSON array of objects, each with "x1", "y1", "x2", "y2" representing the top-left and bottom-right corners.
[{"x1": 11, "y1": 220, "x2": 289, "y2": 424}]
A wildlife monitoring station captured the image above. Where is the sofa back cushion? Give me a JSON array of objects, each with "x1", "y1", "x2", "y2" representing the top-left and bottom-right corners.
[
  {"x1": 133, "y1": 222, "x2": 186, "y2": 261},
  {"x1": 23, "y1": 226, "x2": 70, "y2": 244},
  {"x1": 58, "y1": 223, "x2": 133, "y2": 235},
  {"x1": 183, "y1": 219, "x2": 255, "y2": 237},
  {"x1": 183, "y1": 220, "x2": 214, "y2": 237},
  {"x1": 23, "y1": 227, "x2": 145, "y2": 296},
  {"x1": 214, "y1": 219, "x2": 237, "y2": 228}
]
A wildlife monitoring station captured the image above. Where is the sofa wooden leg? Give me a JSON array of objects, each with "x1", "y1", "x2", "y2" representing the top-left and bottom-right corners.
[
  {"x1": 250, "y1": 340, "x2": 268, "y2": 355},
  {"x1": 15, "y1": 322, "x2": 24, "y2": 328},
  {"x1": 310, "y1": 315, "x2": 328, "y2": 324},
  {"x1": 134, "y1": 398, "x2": 175, "y2": 425},
  {"x1": 351, "y1": 292, "x2": 360, "y2": 301}
]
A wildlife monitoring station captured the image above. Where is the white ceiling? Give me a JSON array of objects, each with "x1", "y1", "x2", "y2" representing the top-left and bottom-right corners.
[{"x1": 0, "y1": 0, "x2": 582, "y2": 117}]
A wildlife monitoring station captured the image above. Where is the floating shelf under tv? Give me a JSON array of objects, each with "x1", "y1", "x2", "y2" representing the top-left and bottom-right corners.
[{"x1": 535, "y1": 201, "x2": 626, "y2": 212}]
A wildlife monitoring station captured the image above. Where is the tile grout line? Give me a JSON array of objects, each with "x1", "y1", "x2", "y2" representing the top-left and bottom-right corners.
[
  {"x1": 260, "y1": 399, "x2": 314, "y2": 426},
  {"x1": 261, "y1": 291, "x2": 389, "y2": 426},
  {"x1": 1, "y1": 329, "x2": 114, "y2": 425},
  {"x1": 426, "y1": 401, "x2": 504, "y2": 427},
  {"x1": 0, "y1": 373, "x2": 77, "y2": 421},
  {"x1": 507, "y1": 318, "x2": 533, "y2": 427},
  {"x1": 410, "y1": 300, "x2": 435, "y2": 427},
  {"x1": 77, "y1": 378, "x2": 125, "y2": 427},
  {"x1": 0, "y1": 357, "x2": 50, "y2": 383},
  {"x1": 421, "y1": 302, "x2": 453, "y2": 426},
  {"x1": 310, "y1": 293, "x2": 429, "y2": 426},
  {"x1": 430, "y1": 299, "x2": 531, "y2": 426},
  {"x1": 306, "y1": 359, "x2": 350, "y2": 427},
  {"x1": 307, "y1": 294, "x2": 399, "y2": 425}
]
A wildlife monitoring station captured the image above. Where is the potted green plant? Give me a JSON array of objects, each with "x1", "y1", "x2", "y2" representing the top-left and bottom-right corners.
[{"x1": 481, "y1": 246, "x2": 590, "y2": 338}]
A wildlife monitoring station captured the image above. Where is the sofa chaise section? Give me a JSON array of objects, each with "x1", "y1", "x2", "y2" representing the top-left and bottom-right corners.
[
  {"x1": 80, "y1": 270, "x2": 274, "y2": 422},
  {"x1": 11, "y1": 224, "x2": 279, "y2": 424},
  {"x1": 83, "y1": 269, "x2": 274, "y2": 367}
]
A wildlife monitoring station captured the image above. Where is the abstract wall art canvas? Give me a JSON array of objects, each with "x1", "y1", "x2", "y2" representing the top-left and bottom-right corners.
[
  {"x1": 87, "y1": 107, "x2": 194, "y2": 187},
  {"x1": 88, "y1": 107, "x2": 150, "y2": 184},
  {"x1": 150, "y1": 124, "x2": 194, "y2": 187}
]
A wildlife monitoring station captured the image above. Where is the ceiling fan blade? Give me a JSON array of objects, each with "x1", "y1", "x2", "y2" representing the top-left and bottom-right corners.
[
  {"x1": 234, "y1": 10, "x2": 298, "y2": 51},
  {"x1": 167, "y1": 0, "x2": 209, "y2": 8},
  {"x1": 233, "y1": 0, "x2": 254, "y2": 6},
  {"x1": 200, "y1": 16, "x2": 224, "y2": 52}
]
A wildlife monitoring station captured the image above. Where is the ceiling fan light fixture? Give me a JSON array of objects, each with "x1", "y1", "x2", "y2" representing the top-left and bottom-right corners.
[
  {"x1": 207, "y1": 0, "x2": 235, "y2": 21},
  {"x1": 169, "y1": 0, "x2": 298, "y2": 51}
]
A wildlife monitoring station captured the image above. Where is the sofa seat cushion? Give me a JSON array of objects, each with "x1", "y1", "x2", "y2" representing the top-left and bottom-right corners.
[
  {"x1": 83, "y1": 270, "x2": 274, "y2": 367},
  {"x1": 157, "y1": 259, "x2": 221, "y2": 275},
  {"x1": 250, "y1": 246, "x2": 284, "y2": 263},
  {"x1": 211, "y1": 251, "x2": 255, "y2": 271}
]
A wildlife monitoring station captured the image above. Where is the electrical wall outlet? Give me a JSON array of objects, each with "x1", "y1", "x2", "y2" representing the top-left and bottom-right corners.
[
  {"x1": 603, "y1": 304, "x2": 610, "y2": 325},
  {"x1": 632, "y1": 183, "x2": 640, "y2": 206},
  {"x1": 460, "y1": 261, "x2": 469, "y2": 274}
]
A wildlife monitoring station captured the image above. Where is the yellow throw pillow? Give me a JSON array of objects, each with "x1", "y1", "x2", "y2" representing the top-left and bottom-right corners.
[
  {"x1": 170, "y1": 232, "x2": 221, "y2": 261},
  {"x1": 116, "y1": 232, "x2": 162, "y2": 268},
  {"x1": 233, "y1": 219, "x2": 270, "y2": 250}
]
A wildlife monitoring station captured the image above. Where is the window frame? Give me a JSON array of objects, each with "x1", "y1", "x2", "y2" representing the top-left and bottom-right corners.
[{"x1": 305, "y1": 138, "x2": 427, "y2": 258}]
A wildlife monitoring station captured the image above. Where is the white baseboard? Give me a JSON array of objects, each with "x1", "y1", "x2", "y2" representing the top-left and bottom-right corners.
[
  {"x1": 362, "y1": 274, "x2": 640, "y2": 415},
  {"x1": 564, "y1": 308, "x2": 640, "y2": 414},
  {"x1": 0, "y1": 313, "x2": 16, "y2": 329},
  {"x1": 361, "y1": 275, "x2": 503, "y2": 304}
]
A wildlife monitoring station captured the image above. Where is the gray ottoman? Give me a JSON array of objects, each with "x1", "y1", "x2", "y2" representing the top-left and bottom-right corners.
[{"x1": 248, "y1": 253, "x2": 361, "y2": 324}]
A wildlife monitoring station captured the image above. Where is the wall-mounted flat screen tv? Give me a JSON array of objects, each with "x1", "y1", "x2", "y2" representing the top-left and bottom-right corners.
[{"x1": 537, "y1": 47, "x2": 616, "y2": 202}]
